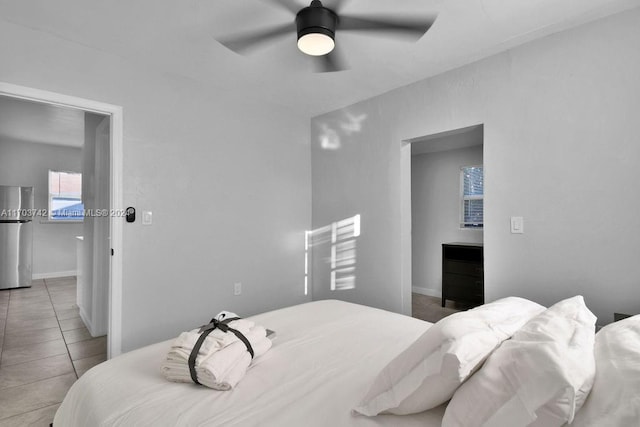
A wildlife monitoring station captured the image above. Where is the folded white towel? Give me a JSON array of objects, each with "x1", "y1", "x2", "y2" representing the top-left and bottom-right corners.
[
  {"x1": 195, "y1": 335, "x2": 272, "y2": 390},
  {"x1": 161, "y1": 323, "x2": 272, "y2": 390},
  {"x1": 170, "y1": 318, "x2": 255, "y2": 357},
  {"x1": 163, "y1": 326, "x2": 266, "y2": 373}
]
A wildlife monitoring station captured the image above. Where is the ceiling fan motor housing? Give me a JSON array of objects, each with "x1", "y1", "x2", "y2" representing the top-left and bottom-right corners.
[{"x1": 296, "y1": 0, "x2": 338, "y2": 41}]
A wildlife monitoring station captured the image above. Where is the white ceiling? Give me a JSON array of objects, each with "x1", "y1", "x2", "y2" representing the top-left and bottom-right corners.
[
  {"x1": 0, "y1": 96, "x2": 85, "y2": 147},
  {"x1": 0, "y1": 0, "x2": 638, "y2": 118},
  {"x1": 411, "y1": 125, "x2": 483, "y2": 156}
]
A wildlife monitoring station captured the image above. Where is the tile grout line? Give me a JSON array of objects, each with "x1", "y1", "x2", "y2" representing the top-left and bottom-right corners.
[
  {"x1": 0, "y1": 371, "x2": 77, "y2": 395},
  {"x1": 44, "y1": 278, "x2": 80, "y2": 380},
  {"x1": 0, "y1": 403, "x2": 61, "y2": 424},
  {"x1": 3, "y1": 325, "x2": 65, "y2": 342},
  {"x1": 0, "y1": 378, "x2": 73, "y2": 422},
  {"x1": 0, "y1": 290, "x2": 11, "y2": 368}
]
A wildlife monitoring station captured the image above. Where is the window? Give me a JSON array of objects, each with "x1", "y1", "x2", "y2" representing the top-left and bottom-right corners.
[
  {"x1": 460, "y1": 166, "x2": 483, "y2": 228},
  {"x1": 49, "y1": 170, "x2": 83, "y2": 221}
]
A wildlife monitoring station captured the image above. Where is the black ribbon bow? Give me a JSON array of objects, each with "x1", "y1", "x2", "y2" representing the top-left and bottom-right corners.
[{"x1": 188, "y1": 316, "x2": 255, "y2": 386}]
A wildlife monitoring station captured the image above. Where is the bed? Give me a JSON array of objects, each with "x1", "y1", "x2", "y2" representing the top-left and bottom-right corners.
[
  {"x1": 54, "y1": 300, "x2": 447, "y2": 426},
  {"x1": 54, "y1": 297, "x2": 640, "y2": 426}
]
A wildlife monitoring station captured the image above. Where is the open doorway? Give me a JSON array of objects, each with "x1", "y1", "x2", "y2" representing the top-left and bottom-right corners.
[
  {"x1": 402, "y1": 125, "x2": 484, "y2": 322},
  {"x1": 0, "y1": 82, "x2": 123, "y2": 358}
]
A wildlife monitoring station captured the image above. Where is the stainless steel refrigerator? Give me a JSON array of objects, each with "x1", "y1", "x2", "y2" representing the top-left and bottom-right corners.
[{"x1": 0, "y1": 185, "x2": 34, "y2": 289}]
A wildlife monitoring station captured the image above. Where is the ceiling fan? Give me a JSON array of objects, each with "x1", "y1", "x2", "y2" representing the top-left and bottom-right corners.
[{"x1": 217, "y1": 0, "x2": 437, "y2": 73}]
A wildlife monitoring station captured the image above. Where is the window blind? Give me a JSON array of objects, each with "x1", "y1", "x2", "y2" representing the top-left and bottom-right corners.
[{"x1": 461, "y1": 166, "x2": 483, "y2": 227}]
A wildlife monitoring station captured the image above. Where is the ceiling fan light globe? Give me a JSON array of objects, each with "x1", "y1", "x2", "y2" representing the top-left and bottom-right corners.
[{"x1": 298, "y1": 33, "x2": 335, "y2": 56}]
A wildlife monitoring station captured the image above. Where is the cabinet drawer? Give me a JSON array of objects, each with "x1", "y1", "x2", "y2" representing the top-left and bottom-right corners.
[
  {"x1": 442, "y1": 243, "x2": 484, "y2": 307},
  {"x1": 443, "y1": 274, "x2": 483, "y2": 297},
  {"x1": 443, "y1": 260, "x2": 483, "y2": 277},
  {"x1": 442, "y1": 246, "x2": 482, "y2": 263},
  {"x1": 444, "y1": 286, "x2": 484, "y2": 301}
]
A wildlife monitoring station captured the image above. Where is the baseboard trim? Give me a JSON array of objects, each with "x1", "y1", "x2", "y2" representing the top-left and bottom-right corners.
[
  {"x1": 412, "y1": 286, "x2": 442, "y2": 298},
  {"x1": 33, "y1": 271, "x2": 77, "y2": 280},
  {"x1": 79, "y1": 306, "x2": 95, "y2": 337}
]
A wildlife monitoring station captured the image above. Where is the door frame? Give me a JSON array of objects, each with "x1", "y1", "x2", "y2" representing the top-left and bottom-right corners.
[
  {"x1": 0, "y1": 81, "x2": 124, "y2": 357},
  {"x1": 400, "y1": 124, "x2": 485, "y2": 315}
]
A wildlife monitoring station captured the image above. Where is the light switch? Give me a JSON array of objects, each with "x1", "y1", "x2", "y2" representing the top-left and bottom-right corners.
[
  {"x1": 142, "y1": 211, "x2": 153, "y2": 225},
  {"x1": 510, "y1": 216, "x2": 524, "y2": 234}
]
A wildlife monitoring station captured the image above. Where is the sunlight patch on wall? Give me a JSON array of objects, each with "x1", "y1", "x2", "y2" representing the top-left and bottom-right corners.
[
  {"x1": 307, "y1": 214, "x2": 360, "y2": 293},
  {"x1": 319, "y1": 124, "x2": 341, "y2": 150},
  {"x1": 316, "y1": 111, "x2": 368, "y2": 151},
  {"x1": 304, "y1": 230, "x2": 310, "y2": 296}
]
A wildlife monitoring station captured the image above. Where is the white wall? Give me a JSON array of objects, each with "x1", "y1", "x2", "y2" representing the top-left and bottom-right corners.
[
  {"x1": 0, "y1": 20, "x2": 311, "y2": 351},
  {"x1": 311, "y1": 8, "x2": 640, "y2": 324},
  {"x1": 0, "y1": 138, "x2": 82, "y2": 277},
  {"x1": 411, "y1": 145, "x2": 483, "y2": 296}
]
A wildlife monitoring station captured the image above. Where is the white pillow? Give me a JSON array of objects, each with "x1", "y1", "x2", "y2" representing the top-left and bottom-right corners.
[
  {"x1": 353, "y1": 297, "x2": 546, "y2": 416},
  {"x1": 571, "y1": 315, "x2": 640, "y2": 426},
  {"x1": 442, "y1": 295, "x2": 597, "y2": 427}
]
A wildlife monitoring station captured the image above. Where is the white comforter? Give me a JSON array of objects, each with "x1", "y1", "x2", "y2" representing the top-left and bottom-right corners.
[{"x1": 54, "y1": 300, "x2": 446, "y2": 426}]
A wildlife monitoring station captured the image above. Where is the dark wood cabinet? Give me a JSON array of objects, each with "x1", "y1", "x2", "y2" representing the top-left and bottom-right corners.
[{"x1": 442, "y1": 242, "x2": 484, "y2": 308}]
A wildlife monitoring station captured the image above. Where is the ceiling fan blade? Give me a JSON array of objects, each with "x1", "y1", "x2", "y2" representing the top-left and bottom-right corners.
[
  {"x1": 218, "y1": 22, "x2": 294, "y2": 54},
  {"x1": 263, "y1": 0, "x2": 301, "y2": 15},
  {"x1": 323, "y1": 0, "x2": 352, "y2": 13},
  {"x1": 337, "y1": 14, "x2": 437, "y2": 39},
  {"x1": 313, "y1": 46, "x2": 348, "y2": 73}
]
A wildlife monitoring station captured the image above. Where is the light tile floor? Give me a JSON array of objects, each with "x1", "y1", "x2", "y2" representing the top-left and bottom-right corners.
[{"x1": 0, "y1": 277, "x2": 106, "y2": 426}]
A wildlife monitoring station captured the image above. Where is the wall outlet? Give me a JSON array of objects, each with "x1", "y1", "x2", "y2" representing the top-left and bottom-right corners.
[
  {"x1": 142, "y1": 211, "x2": 153, "y2": 225},
  {"x1": 234, "y1": 282, "x2": 242, "y2": 296},
  {"x1": 510, "y1": 216, "x2": 524, "y2": 234}
]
